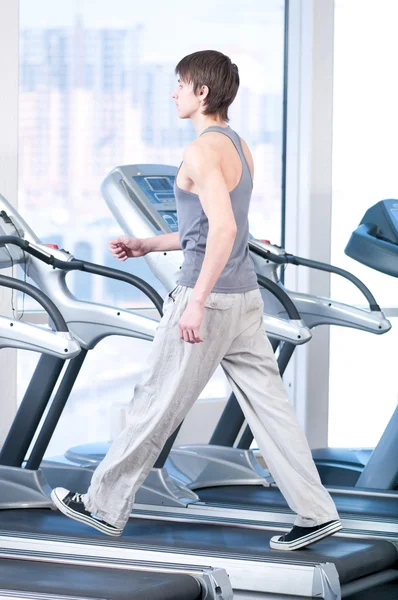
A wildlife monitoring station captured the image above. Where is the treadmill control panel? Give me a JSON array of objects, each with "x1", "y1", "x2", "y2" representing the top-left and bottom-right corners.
[{"x1": 133, "y1": 174, "x2": 179, "y2": 233}]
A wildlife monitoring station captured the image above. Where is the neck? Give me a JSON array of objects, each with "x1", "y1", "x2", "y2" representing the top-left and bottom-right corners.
[{"x1": 191, "y1": 113, "x2": 228, "y2": 136}]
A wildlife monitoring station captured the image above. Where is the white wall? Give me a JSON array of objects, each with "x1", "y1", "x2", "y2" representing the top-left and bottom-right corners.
[{"x1": 0, "y1": 0, "x2": 19, "y2": 443}]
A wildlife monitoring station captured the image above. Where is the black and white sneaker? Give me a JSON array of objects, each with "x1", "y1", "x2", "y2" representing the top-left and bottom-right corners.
[
  {"x1": 270, "y1": 520, "x2": 342, "y2": 551},
  {"x1": 51, "y1": 487, "x2": 123, "y2": 537}
]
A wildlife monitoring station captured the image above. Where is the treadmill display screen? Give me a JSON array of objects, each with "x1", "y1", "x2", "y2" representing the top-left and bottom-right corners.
[
  {"x1": 133, "y1": 175, "x2": 176, "y2": 205},
  {"x1": 146, "y1": 177, "x2": 174, "y2": 192}
]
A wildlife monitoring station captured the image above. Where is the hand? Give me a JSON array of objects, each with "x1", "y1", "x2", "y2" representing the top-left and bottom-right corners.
[
  {"x1": 109, "y1": 236, "x2": 148, "y2": 261},
  {"x1": 178, "y1": 300, "x2": 205, "y2": 344}
]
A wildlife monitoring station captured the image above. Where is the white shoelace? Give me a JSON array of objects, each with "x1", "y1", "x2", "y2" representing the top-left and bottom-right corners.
[{"x1": 70, "y1": 492, "x2": 84, "y2": 504}]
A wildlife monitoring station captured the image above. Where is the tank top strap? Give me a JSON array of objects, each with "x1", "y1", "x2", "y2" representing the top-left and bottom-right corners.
[{"x1": 199, "y1": 126, "x2": 253, "y2": 186}]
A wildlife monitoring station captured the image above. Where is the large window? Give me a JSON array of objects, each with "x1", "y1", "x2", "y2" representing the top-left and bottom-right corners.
[
  {"x1": 329, "y1": 0, "x2": 398, "y2": 447},
  {"x1": 18, "y1": 0, "x2": 287, "y2": 457}
]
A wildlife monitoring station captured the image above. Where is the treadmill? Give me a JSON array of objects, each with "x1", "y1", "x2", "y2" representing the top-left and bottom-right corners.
[
  {"x1": 0, "y1": 199, "x2": 396, "y2": 597},
  {"x1": 70, "y1": 163, "x2": 396, "y2": 541}
]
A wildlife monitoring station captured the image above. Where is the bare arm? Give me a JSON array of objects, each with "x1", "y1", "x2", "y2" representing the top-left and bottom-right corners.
[
  {"x1": 183, "y1": 144, "x2": 237, "y2": 306},
  {"x1": 109, "y1": 232, "x2": 181, "y2": 262},
  {"x1": 144, "y1": 231, "x2": 181, "y2": 252}
]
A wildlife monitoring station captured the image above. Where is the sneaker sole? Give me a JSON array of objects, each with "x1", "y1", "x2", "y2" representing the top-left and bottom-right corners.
[
  {"x1": 50, "y1": 490, "x2": 122, "y2": 537},
  {"x1": 270, "y1": 520, "x2": 342, "y2": 551}
]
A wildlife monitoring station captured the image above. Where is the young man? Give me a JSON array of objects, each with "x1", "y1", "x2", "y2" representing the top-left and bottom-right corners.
[{"x1": 52, "y1": 50, "x2": 341, "y2": 550}]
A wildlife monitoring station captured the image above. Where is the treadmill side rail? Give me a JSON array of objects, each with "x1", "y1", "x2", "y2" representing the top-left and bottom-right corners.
[
  {"x1": 282, "y1": 290, "x2": 391, "y2": 333},
  {"x1": 0, "y1": 533, "x2": 342, "y2": 598},
  {"x1": 0, "y1": 318, "x2": 81, "y2": 359},
  {"x1": 0, "y1": 546, "x2": 234, "y2": 600}
]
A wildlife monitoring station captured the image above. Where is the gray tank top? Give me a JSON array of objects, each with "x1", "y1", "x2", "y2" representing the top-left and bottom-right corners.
[{"x1": 174, "y1": 125, "x2": 259, "y2": 293}]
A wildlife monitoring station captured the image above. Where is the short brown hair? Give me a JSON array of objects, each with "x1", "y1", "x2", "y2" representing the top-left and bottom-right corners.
[{"x1": 175, "y1": 50, "x2": 239, "y2": 122}]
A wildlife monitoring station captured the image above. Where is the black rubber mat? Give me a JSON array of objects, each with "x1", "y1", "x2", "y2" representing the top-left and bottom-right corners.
[
  {"x1": 0, "y1": 508, "x2": 396, "y2": 586},
  {"x1": 0, "y1": 556, "x2": 202, "y2": 600}
]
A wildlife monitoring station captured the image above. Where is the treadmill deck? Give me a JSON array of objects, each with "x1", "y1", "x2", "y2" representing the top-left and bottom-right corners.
[{"x1": 0, "y1": 508, "x2": 396, "y2": 593}]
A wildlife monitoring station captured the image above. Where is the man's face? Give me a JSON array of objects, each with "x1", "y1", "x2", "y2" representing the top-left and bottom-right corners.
[{"x1": 172, "y1": 77, "x2": 201, "y2": 119}]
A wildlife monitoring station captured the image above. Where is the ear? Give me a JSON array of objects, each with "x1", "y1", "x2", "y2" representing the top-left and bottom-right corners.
[{"x1": 199, "y1": 85, "x2": 209, "y2": 101}]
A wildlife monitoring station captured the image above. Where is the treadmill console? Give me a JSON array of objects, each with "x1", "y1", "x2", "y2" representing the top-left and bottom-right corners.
[
  {"x1": 345, "y1": 199, "x2": 398, "y2": 277},
  {"x1": 101, "y1": 165, "x2": 179, "y2": 238},
  {"x1": 100, "y1": 165, "x2": 182, "y2": 290},
  {"x1": 133, "y1": 175, "x2": 179, "y2": 233}
]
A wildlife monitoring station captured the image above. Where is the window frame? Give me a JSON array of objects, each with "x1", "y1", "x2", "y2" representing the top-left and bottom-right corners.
[
  {"x1": 282, "y1": 0, "x2": 335, "y2": 447},
  {"x1": 0, "y1": 0, "x2": 20, "y2": 443}
]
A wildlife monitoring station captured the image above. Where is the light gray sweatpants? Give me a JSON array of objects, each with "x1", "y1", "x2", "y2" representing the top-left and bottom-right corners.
[{"x1": 84, "y1": 285, "x2": 339, "y2": 530}]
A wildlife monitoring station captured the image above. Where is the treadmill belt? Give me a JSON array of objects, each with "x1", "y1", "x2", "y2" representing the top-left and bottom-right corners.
[
  {"x1": 0, "y1": 557, "x2": 202, "y2": 600},
  {"x1": 0, "y1": 509, "x2": 397, "y2": 586},
  {"x1": 198, "y1": 485, "x2": 398, "y2": 520}
]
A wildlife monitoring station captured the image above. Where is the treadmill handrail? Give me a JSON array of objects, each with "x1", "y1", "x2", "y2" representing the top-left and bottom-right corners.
[
  {"x1": 0, "y1": 235, "x2": 164, "y2": 317},
  {"x1": 0, "y1": 234, "x2": 306, "y2": 324},
  {"x1": 0, "y1": 274, "x2": 68, "y2": 332},
  {"x1": 249, "y1": 240, "x2": 381, "y2": 311},
  {"x1": 256, "y1": 273, "x2": 300, "y2": 320}
]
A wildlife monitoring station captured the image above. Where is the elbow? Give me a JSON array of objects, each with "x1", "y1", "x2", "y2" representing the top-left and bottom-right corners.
[
  {"x1": 228, "y1": 223, "x2": 238, "y2": 238},
  {"x1": 209, "y1": 223, "x2": 237, "y2": 239},
  {"x1": 224, "y1": 226, "x2": 238, "y2": 240}
]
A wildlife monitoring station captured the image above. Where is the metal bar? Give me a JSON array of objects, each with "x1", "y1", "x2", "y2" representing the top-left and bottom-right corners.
[
  {"x1": 356, "y1": 405, "x2": 398, "y2": 490},
  {"x1": 257, "y1": 274, "x2": 301, "y2": 320},
  {"x1": 211, "y1": 338, "x2": 280, "y2": 448},
  {"x1": 154, "y1": 424, "x2": 183, "y2": 469},
  {"x1": 0, "y1": 275, "x2": 67, "y2": 332},
  {"x1": 209, "y1": 394, "x2": 245, "y2": 447},
  {"x1": 0, "y1": 355, "x2": 65, "y2": 467},
  {"x1": 250, "y1": 242, "x2": 381, "y2": 312},
  {"x1": 25, "y1": 350, "x2": 89, "y2": 470}
]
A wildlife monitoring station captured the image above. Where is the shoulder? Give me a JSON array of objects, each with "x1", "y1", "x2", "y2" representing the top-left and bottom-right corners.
[{"x1": 183, "y1": 139, "x2": 220, "y2": 175}]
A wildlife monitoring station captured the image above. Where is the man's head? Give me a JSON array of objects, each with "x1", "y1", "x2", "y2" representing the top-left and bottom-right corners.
[{"x1": 172, "y1": 50, "x2": 239, "y2": 123}]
